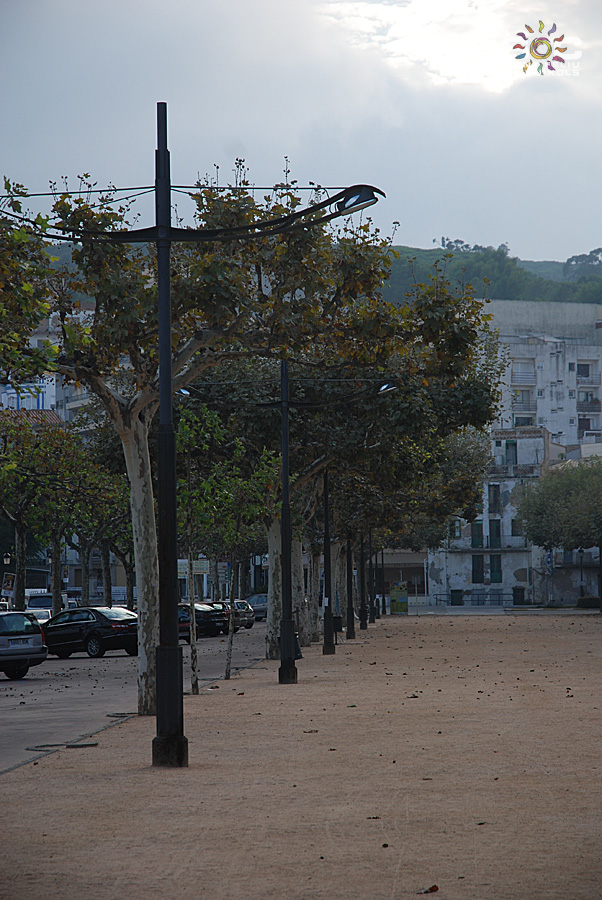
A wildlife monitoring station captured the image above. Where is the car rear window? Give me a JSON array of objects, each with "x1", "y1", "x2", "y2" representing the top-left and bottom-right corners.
[
  {"x1": 99, "y1": 607, "x2": 137, "y2": 621},
  {"x1": 26, "y1": 595, "x2": 53, "y2": 608},
  {"x1": 0, "y1": 613, "x2": 41, "y2": 635}
]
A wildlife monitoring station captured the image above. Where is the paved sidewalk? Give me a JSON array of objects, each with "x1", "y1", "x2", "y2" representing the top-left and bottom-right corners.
[{"x1": 2, "y1": 614, "x2": 601, "y2": 900}]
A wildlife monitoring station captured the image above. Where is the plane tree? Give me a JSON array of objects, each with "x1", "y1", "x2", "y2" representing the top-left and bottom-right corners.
[
  {"x1": 0, "y1": 181, "x2": 56, "y2": 386},
  {"x1": 516, "y1": 458, "x2": 602, "y2": 605}
]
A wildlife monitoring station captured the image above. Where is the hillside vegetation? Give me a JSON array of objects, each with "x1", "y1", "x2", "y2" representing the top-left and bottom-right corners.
[{"x1": 385, "y1": 241, "x2": 602, "y2": 305}]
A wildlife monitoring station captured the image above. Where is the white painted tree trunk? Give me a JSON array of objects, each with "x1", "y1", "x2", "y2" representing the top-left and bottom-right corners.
[
  {"x1": 332, "y1": 540, "x2": 346, "y2": 619},
  {"x1": 266, "y1": 519, "x2": 282, "y2": 660},
  {"x1": 307, "y1": 546, "x2": 321, "y2": 642},
  {"x1": 119, "y1": 417, "x2": 160, "y2": 716},
  {"x1": 292, "y1": 537, "x2": 309, "y2": 645}
]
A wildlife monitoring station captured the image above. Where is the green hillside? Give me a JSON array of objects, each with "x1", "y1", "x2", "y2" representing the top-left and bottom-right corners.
[{"x1": 385, "y1": 243, "x2": 602, "y2": 305}]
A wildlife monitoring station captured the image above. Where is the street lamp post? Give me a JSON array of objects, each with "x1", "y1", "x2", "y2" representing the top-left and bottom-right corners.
[
  {"x1": 152, "y1": 104, "x2": 188, "y2": 768},
  {"x1": 359, "y1": 534, "x2": 368, "y2": 629},
  {"x1": 322, "y1": 470, "x2": 335, "y2": 655},
  {"x1": 346, "y1": 536, "x2": 356, "y2": 639},
  {"x1": 579, "y1": 547, "x2": 584, "y2": 598},
  {"x1": 381, "y1": 548, "x2": 386, "y2": 615},
  {"x1": 69, "y1": 101, "x2": 384, "y2": 737},
  {"x1": 368, "y1": 528, "x2": 376, "y2": 623},
  {"x1": 279, "y1": 360, "x2": 297, "y2": 684}
]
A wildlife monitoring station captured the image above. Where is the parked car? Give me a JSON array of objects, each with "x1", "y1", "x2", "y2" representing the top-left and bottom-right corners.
[
  {"x1": 235, "y1": 600, "x2": 255, "y2": 629},
  {"x1": 27, "y1": 607, "x2": 53, "y2": 624},
  {"x1": 26, "y1": 593, "x2": 76, "y2": 617},
  {"x1": 0, "y1": 611, "x2": 48, "y2": 679},
  {"x1": 42, "y1": 607, "x2": 138, "y2": 658},
  {"x1": 177, "y1": 604, "x2": 200, "y2": 642},
  {"x1": 206, "y1": 601, "x2": 238, "y2": 634},
  {"x1": 246, "y1": 593, "x2": 267, "y2": 620},
  {"x1": 177, "y1": 603, "x2": 228, "y2": 638}
]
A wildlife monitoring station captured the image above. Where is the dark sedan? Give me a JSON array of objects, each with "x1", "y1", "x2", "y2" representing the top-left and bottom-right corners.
[
  {"x1": 178, "y1": 603, "x2": 228, "y2": 638},
  {"x1": 42, "y1": 607, "x2": 138, "y2": 658},
  {"x1": 0, "y1": 611, "x2": 48, "y2": 679}
]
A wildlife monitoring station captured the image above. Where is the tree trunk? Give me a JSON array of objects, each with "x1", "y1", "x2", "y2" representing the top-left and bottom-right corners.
[
  {"x1": 187, "y1": 544, "x2": 199, "y2": 694},
  {"x1": 99, "y1": 539, "x2": 112, "y2": 607},
  {"x1": 14, "y1": 524, "x2": 27, "y2": 611},
  {"x1": 79, "y1": 538, "x2": 91, "y2": 607},
  {"x1": 332, "y1": 540, "x2": 346, "y2": 619},
  {"x1": 266, "y1": 519, "x2": 282, "y2": 659},
  {"x1": 292, "y1": 537, "x2": 309, "y2": 645},
  {"x1": 307, "y1": 544, "x2": 321, "y2": 642},
  {"x1": 211, "y1": 556, "x2": 219, "y2": 601},
  {"x1": 225, "y1": 552, "x2": 238, "y2": 680},
  {"x1": 50, "y1": 532, "x2": 62, "y2": 615},
  {"x1": 119, "y1": 416, "x2": 159, "y2": 717}
]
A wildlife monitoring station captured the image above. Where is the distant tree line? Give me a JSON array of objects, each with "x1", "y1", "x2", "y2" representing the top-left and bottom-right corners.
[{"x1": 384, "y1": 239, "x2": 602, "y2": 305}]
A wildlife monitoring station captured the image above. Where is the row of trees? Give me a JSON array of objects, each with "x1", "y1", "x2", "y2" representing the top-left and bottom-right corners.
[
  {"x1": 517, "y1": 458, "x2": 602, "y2": 603},
  {"x1": 0, "y1": 416, "x2": 133, "y2": 613},
  {"x1": 1, "y1": 172, "x2": 502, "y2": 713}
]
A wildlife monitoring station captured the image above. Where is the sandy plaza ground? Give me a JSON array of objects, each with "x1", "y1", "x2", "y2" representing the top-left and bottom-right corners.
[{"x1": 1, "y1": 612, "x2": 601, "y2": 900}]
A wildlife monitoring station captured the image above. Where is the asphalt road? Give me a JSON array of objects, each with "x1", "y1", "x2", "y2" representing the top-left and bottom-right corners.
[{"x1": 0, "y1": 622, "x2": 267, "y2": 774}]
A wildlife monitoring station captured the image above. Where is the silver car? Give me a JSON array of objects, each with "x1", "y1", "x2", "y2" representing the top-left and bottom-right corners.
[{"x1": 0, "y1": 611, "x2": 48, "y2": 679}]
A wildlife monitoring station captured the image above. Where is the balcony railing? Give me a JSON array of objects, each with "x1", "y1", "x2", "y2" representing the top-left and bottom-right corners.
[
  {"x1": 577, "y1": 373, "x2": 601, "y2": 386},
  {"x1": 511, "y1": 400, "x2": 537, "y2": 412},
  {"x1": 510, "y1": 371, "x2": 536, "y2": 385},
  {"x1": 576, "y1": 400, "x2": 601, "y2": 413}
]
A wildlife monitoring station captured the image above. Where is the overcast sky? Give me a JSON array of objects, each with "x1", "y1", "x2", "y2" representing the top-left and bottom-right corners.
[{"x1": 1, "y1": 0, "x2": 598, "y2": 261}]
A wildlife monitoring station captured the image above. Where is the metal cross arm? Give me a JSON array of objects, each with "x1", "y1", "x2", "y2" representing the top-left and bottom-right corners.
[{"x1": 73, "y1": 184, "x2": 386, "y2": 244}]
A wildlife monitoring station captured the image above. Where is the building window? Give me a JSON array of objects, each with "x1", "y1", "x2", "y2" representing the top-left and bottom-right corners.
[
  {"x1": 577, "y1": 363, "x2": 590, "y2": 377},
  {"x1": 568, "y1": 362, "x2": 575, "y2": 372},
  {"x1": 471, "y1": 522, "x2": 483, "y2": 548},
  {"x1": 488, "y1": 483, "x2": 501, "y2": 513},
  {"x1": 505, "y1": 441, "x2": 518, "y2": 465},
  {"x1": 511, "y1": 519, "x2": 523, "y2": 537},
  {"x1": 512, "y1": 586, "x2": 525, "y2": 604},
  {"x1": 537, "y1": 389, "x2": 544, "y2": 398},
  {"x1": 489, "y1": 519, "x2": 501, "y2": 548},
  {"x1": 490, "y1": 555, "x2": 502, "y2": 584},
  {"x1": 514, "y1": 416, "x2": 534, "y2": 427},
  {"x1": 569, "y1": 390, "x2": 575, "y2": 398},
  {"x1": 570, "y1": 418, "x2": 576, "y2": 425},
  {"x1": 472, "y1": 555, "x2": 484, "y2": 583}
]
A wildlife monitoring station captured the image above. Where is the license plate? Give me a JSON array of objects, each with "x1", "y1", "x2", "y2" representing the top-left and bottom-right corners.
[{"x1": 9, "y1": 638, "x2": 30, "y2": 646}]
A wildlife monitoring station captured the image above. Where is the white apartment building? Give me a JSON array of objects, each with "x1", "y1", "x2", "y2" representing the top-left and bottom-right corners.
[{"x1": 426, "y1": 300, "x2": 602, "y2": 608}]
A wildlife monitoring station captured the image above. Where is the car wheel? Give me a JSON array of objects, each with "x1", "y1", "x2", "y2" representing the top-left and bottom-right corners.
[
  {"x1": 3, "y1": 665, "x2": 29, "y2": 680},
  {"x1": 221, "y1": 627, "x2": 229, "y2": 635},
  {"x1": 245, "y1": 622, "x2": 253, "y2": 629},
  {"x1": 86, "y1": 635, "x2": 105, "y2": 658},
  {"x1": 126, "y1": 646, "x2": 138, "y2": 656},
  {"x1": 56, "y1": 650, "x2": 71, "y2": 659}
]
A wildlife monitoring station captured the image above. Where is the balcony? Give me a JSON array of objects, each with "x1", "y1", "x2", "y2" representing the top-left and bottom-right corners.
[
  {"x1": 510, "y1": 371, "x2": 536, "y2": 385},
  {"x1": 511, "y1": 400, "x2": 537, "y2": 412},
  {"x1": 576, "y1": 400, "x2": 601, "y2": 413},
  {"x1": 577, "y1": 373, "x2": 601, "y2": 386}
]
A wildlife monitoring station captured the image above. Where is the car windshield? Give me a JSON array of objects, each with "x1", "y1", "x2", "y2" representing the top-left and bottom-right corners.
[
  {"x1": 97, "y1": 607, "x2": 137, "y2": 620},
  {"x1": 0, "y1": 613, "x2": 41, "y2": 635}
]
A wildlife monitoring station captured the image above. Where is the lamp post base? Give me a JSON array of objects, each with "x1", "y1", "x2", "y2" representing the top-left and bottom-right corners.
[
  {"x1": 278, "y1": 662, "x2": 298, "y2": 683},
  {"x1": 359, "y1": 608, "x2": 368, "y2": 630},
  {"x1": 322, "y1": 642, "x2": 335, "y2": 655},
  {"x1": 152, "y1": 735, "x2": 189, "y2": 767}
]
